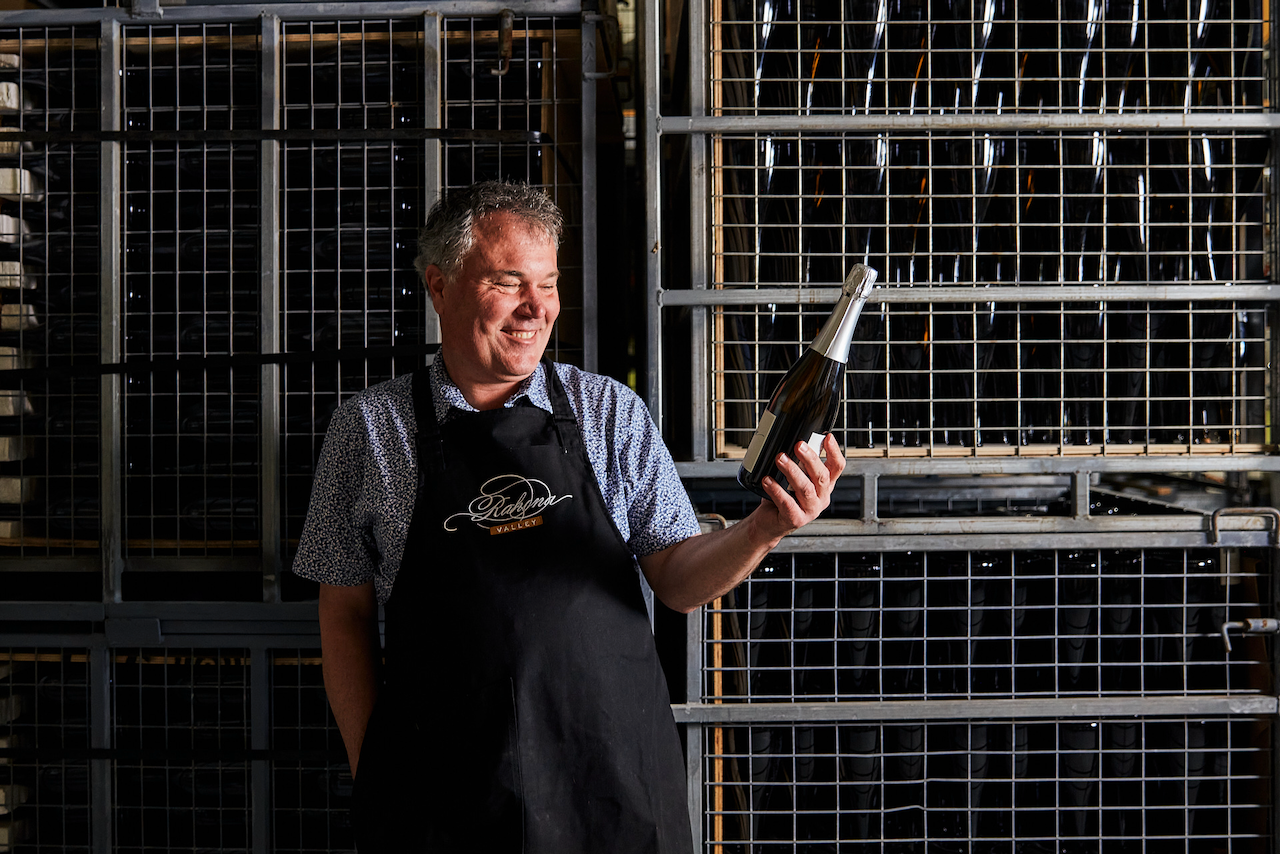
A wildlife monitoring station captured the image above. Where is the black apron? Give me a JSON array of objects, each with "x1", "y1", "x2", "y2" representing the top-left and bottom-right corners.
[{"x1": 353, "y1": 359, "x2": 693, "y2": 854}]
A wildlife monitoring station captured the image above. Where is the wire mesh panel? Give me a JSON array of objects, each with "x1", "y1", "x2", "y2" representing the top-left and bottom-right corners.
[
  {"x1": 716, "y1": 299, "x2": 1269, "y2": 456},
  {"x1": 120, "y1": 24, "x2": 262, "y2": 562},
  {"x1": 440, "y1": 15, "x2": 585, "y2": 364},
  {"x1": 704, "y1": 548, "x2": 1271, "y2": 703},
  {"x1": 707, "y1": 0, "x2": 1266, "y2": 115},
  {"x1": 0, "y1": 649, "x2": 91, "y2": 853},
  {"x1": 270, "y1": 650, "x2": 352, "y2": 854},
  {"x1": 708, "y1": 130, "x2": 1268, "y2": 290},
  {"x1": 703, "y1": 716, "x2": 1271, "y2": 852},
  {"x1": 280, "y1": 16, "x2": 590, "y2": 562},
  {"x1": 0, "y1": 29, "x2": 100, "y2": 567},
  {"x1": 707, "y1": 126, "x2": 1269, "y2": 458},
  {"x1": 112, "y1": 648, "x2": 251, "y2": 854},
  {"x1": 277, "y1": 19, "x2": 429, "y2": 567}
]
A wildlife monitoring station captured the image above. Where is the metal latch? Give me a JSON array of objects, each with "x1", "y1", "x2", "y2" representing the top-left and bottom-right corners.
[
  {"x1": 1220, "y1": 617, "x2": 1280, "y2": 653},
  {"x1": 491, "y1": 10, "x2": 515, "y2": 77}
]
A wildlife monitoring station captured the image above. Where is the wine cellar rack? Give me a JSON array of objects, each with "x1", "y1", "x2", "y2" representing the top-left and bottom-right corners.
[
  {"x1": 647, "y1": 0, "x2": 1280, "y2": 849},
  {"x1": 0, "y1": 1, "x2": 600, "y2": 851}
]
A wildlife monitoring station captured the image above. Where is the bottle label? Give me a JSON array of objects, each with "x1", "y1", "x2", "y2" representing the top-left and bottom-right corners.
[
  {"x1": 741, "y1": 410, "x2": 775, "y2": 473},
  {"x1": 806, "y1": 432, "x2": 825, "y2": 454}
]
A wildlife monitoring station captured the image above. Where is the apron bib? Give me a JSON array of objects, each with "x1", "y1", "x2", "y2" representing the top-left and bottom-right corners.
[{"x1": 353, "y1": 359, "x2": 692, "y2": 854}]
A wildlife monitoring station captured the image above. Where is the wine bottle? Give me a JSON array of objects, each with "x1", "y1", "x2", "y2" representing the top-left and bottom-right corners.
[{"x1": 737, "y1": 264, "x2": 876, "y2": 499}]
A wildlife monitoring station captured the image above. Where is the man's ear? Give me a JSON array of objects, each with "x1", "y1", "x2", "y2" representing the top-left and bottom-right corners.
[{"x1": 424, "y1": 264, "x2": 447, "y2": 312}]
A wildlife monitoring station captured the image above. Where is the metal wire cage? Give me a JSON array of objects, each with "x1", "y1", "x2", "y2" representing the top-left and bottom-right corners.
[
  {"x1": 693, "y1": 546, "x2": 1275, "y2": 851},
  {"x1": 0, "y1": 648, "x2": 92, "y2": 853}
]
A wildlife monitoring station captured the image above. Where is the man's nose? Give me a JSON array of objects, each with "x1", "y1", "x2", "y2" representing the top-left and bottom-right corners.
[{"x1": 517, "y1": 286, "x2": 551, "y2": 316}]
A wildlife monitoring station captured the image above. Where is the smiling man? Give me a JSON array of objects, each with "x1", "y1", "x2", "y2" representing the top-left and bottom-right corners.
[{"x1": 293, "y1": 181, "x2": 844, "y2": 853}]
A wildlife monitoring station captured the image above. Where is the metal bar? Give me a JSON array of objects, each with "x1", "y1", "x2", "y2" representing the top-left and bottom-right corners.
[
  {"x1": 639, "y1": 0, "x2": 662, "y2": 422},
  {"x1": 684, "y1": 609, "x2": 704, "y2": 852},
  {"x1": 860, "y1": 472, "x2": 877, "y2": 522},
  {"x1": 0, "y1": 128, "x2": 542, "y2": 143},
  {"x1": 100, "y1": 18, "x2": 124, "y2": 605},
  {"x1": 678, "y1": 455, "x2": 1280, "y2": 477},
  {"x1": 250, "y1": 646, "x2": 271, "y2": 854},
  {"x1": 89, "y1": 641, "x2": 112, "y2": 854},
  {"x1": 0, "y1": 1, "x2": 585, "y2": 26},
  {"x1": 422, "y1": 11, "x2": 442, "y2": 349},
  {"x1": 260, "y1": 13, "x2": 283, "y2": 603},
  {"x1": 580, "y1": 1, "x2": 598, "y2": 373},
  {"x1": 769, "y1": 531, "x2": 1277, "y2": 552},
  {"x1": 660, "y1": 113, "x2": 1280, "y2": 133},
  {"x1": 686, "y1": 0, "x2": 708, "y2": 462},
  {"x1": 658, "y1": 284, "x2": 1280, "y2": 306},
  {"x1": 670, "y1": 695, "x2": 1280, "y2": 724},
  {"x1": 1071, "y1": 471, "x2": 1090, "y2": 518},
  {"x1": 761, "y1": 514, "x2": 1277, "y2": 537}
]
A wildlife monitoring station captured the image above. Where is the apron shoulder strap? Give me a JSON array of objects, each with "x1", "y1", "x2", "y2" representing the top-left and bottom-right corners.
[
  {"x1": 412, "y1": 365, "x2": 448, "y2": 474},
  {"x1": 542, "y1": 357, "x2": 583, "y2": 456}
]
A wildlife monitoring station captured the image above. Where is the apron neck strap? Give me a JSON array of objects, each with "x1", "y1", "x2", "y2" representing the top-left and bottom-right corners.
[
  {"x1": 413, "y1": 364, "x2": 448, "y2": 473},
  {"x1": 542, "y1": 356, "x2": 580, "y2": 455},
  {"x1": 414, "y1": 356, "x2": 579, "y2": 472}
]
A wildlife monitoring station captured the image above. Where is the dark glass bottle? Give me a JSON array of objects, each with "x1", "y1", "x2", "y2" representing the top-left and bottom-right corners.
[{"x1": 737, "y1": 264, "x2": 877, "y2": 499}]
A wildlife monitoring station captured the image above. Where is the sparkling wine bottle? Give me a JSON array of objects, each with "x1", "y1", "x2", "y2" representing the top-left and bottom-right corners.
[{"x1": 737, "y1": 263, "x2": 877, "y2": 499}]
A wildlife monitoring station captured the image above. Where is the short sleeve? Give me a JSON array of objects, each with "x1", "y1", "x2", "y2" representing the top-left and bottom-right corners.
[
  {"x1": 615, "y1": 389, "x2": 701, "y2": 557},
  {"x1": 291, "y1": 401, "x2": 381, "y2": 588}
]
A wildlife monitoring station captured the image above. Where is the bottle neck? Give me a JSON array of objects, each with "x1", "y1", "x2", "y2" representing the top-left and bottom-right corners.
[{"x1": 808, "y1": 291, "x2": 868, "y2": 365}]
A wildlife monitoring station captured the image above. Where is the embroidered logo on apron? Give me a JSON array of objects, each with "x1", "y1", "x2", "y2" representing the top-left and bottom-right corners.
[{"x1": 443, "y1": 473, "x2": 574, "y2": 534}]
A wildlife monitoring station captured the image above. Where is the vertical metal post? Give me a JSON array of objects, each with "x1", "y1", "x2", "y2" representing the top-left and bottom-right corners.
[
  {"x1": 639, "y1": 0, "x2": 664, "y2": 423},
  {"x1": 581, "y1": 2, "x2": 599, "y2": 373},
  {"x1": 250, "y1": 646, "x2": 271, "y2": 853},
  {"x1": 89, "y1": 641, "x2": 112, "y2": 854},
  {"x1": 422, "y1": 12, "x2": 442, "y2": 352},
  {"x1": 100, "y1": 19, "x2": 124, "y2": 604},
  {"x1": 861, "y1": 472, "x2": 878, "y2": 522},
  {"x1": 260, "y1": 14, "x2": 282, "y2": 603},
  {"x1": 1072, "y1": 470, "x2": 1091, "y2": 519},
  {"x1": 688, "y1": 0, "x2": 709, "y2": 462},
  {"x1": 684, "y1": 609, "x2": 705, "y2": 851}
]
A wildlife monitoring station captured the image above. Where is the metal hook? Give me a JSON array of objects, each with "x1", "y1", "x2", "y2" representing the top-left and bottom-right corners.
[
  {"x1": 491, "y1": 10, "x2": 515, "y2": 77},
  {"x1": 1220, "y1": 617, "x2": 1280, "y2": 653}
]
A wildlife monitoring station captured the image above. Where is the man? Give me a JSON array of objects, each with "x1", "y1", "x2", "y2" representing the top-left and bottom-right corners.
[{"x1": 293, "y1": 181, "x2": 844, "y2": 852}]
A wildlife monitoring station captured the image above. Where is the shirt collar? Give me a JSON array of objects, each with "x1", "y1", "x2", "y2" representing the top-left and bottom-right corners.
[{"x1": 428, "y1": 353, "x2": 553, "y2": 424}]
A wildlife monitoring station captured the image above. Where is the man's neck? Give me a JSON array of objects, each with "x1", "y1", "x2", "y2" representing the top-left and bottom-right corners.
[{"x1": 437, "y1": 351, "x2": 534, "y2": 411}]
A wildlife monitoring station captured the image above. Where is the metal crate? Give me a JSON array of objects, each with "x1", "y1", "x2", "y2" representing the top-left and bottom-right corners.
[{"x1": 648, "y1": 0, "x2": 1280, "y2": 849}]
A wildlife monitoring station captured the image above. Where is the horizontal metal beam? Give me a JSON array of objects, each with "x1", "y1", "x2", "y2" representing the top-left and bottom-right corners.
[
  {"x1": 672, "y1": 694, "x2": 1279, "y2": 724},
  {"x1": 0, "y1": 0, "x2": 580, "y2": 26},
  {"x1": 770, "y1": 530, "x2": 1275, "y2": 552},
  {"x1": 660, "y1": 113, "x2": 1280, "y2": 134},
  {"x1": 659, "y1": 285, "x2": 1279, "y2": 307},
  {"x1": 678, "y1": 456, "x2": 1280, "y2": 477}
]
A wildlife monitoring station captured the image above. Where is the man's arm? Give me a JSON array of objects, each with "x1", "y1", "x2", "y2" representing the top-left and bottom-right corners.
[
  {"x1": 318, "y1": 581, "x2": 381, "y2": 776},
  {"x1": 639, "y1": 433, "x2": 845, "y2": 613}
]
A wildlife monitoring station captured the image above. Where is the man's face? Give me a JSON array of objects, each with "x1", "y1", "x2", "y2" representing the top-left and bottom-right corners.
[{"x1": 427, "y1": 211, "x2": 561, "y2": 394}]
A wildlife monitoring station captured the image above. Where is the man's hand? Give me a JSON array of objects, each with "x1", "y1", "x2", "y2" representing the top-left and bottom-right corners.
[
  {"x1": 640, "y1": 433, "x2": 845, "y2": 613},
  {"x1": 749, "y1": 432, "x2": 845, "y2": 542}
]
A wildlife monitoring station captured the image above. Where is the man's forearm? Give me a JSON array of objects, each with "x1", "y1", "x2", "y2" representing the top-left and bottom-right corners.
[
  {"x1": 318, "y1": 582, "x2": 381, "y2": 776},
  {"x1": 640, "y1": 513, "x2": 783, "y2": 613},
  {"x1": 641, "y1": 435, "x2": 846, "y2": 613}
]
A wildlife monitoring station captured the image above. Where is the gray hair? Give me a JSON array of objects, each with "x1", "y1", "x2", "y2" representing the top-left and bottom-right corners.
[{"x1": 414, "y1": 181, "x2": 564, "y2": 280}]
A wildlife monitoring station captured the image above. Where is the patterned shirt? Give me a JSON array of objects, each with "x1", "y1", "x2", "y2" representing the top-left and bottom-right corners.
[{"x1": 291, "y1": 357, "x2": 701, "y2": 605}]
